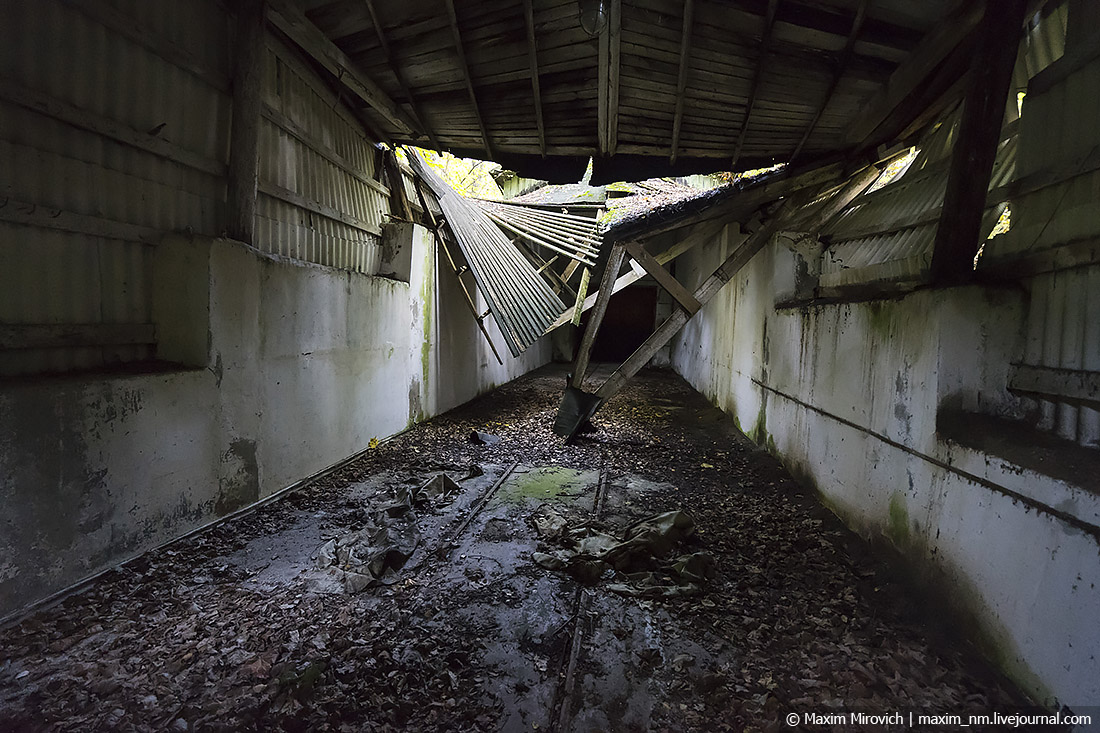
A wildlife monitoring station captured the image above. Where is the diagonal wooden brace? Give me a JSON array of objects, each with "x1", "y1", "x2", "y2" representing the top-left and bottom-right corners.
[{"x1": 623, "y1": 241, "x2": 701, "y2": 315}]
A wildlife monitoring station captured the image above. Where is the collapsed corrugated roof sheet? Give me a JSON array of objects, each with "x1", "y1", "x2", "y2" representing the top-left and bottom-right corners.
[{"x1": 409, "y1": 151, "x2": 567, "y2": 357}]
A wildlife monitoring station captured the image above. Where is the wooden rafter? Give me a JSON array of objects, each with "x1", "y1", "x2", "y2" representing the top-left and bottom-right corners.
[
  {"x1": 363, "y1": 0, "x2": 439, "y2": 150},
  {"x1": 669, "y1": 0, "x2": 696, "y2": 165},
  {"x1": 608, "y1": 0, "x2": 622, "y2": 156},
  {"x1": 731, "y1": 0, "x2": 779, "y2": 167},
  {"x1": 844, "y1": 0, "x2": 985, "y2": 148},
  {"x1": 266, "y1": 0, "x2": 423, "y2": 139},
  {"x1": 443, "y1": 0, "x2": 495, "y2": 159},
  {"x1": 788, "y1": 0, "x2": 869, "y2": 165},
  {"x1": 930, "y1": 0, "x2": 1029, "y2": 284},
  {"x1": 522, "y1": 0, "x2": 547, "y2": 156}
]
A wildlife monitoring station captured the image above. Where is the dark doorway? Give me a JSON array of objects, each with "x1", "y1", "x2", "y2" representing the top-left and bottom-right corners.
[{"x1": 585, "y1": 286, "x2": 658, "y2": 362}]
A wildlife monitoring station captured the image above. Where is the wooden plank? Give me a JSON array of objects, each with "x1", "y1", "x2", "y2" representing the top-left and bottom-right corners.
[
  {"x1": 546, "y1": 218, "x2": 728, "y2": 333},
  {"x1": 522, "y1": 0, "x2": 547, "y2": 156},
  {"x1": 0, "y1": 195, "x2": 162, "y2": 245},
  {"x1": 0, "y1": 76, "x2": 225, "y2": 178},
  {"x1": 732, "y1": 0, "x2": 779, "y2": 167},
  {"x1": 258, "y1": 181, "x2": 382, "y2": 235},
  {"x1": 364, "y1": 0, "x2": 439, "y2": 150},
  {"x1": 0, "y1": 323, "x2": 156, "y2": 350},
  {"x1": 608, "y1": 0, "x2": 622, "y2": 155},
  {"x1": 572, "y1": 267, "x2": 591, "y2": 326},
  {"x1": 266, "y1": 0, "x2": 422, "y2": 138},
  {"x1": 227, "y1": 0, "x2": 266, "y2": 244},
  {"x1": 930, "y1": 0, "x2": 1029, "y2": 285},
  {"x1": 595, "y1": 199, "x2": 806, "y2": 402},
  {"x1": 788, "y1": 0, "x2": 868, "y2": 164},
  {"x1": 844, "y1": 1, "x2": 984, "y2": 146},
  {"x1": 1009, "y1": 364, "x2": 1100, "y2": 409},
  {"x1": 624, "y1": 241, "x2": 701, "y2": 314},
  {"x1": 669, "y1": 0, "x2": 695, "y2": 165},
  {"x1": 597, "y1": 3, "x2": 610, "y2": 156},
  {"x1": 587, "y1": 169, "x2": 873, "y2": 402},
  {"x1": 443, "y1": 0, "x2": 494, "y2": 159},
  {"x1": 382, "y1": 147, "x2": 413, "y2": 221},
  {"x1": 571, "y1": 244, "x2": 627, "y2": 389}
]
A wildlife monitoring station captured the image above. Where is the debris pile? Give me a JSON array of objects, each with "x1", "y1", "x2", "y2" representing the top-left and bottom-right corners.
[
  {"x1": 530, "y1": 509, "x2": 716, "y2": 597},
  {"x1": 314, "y1": 474, "x2": 461, "y2": 591}
]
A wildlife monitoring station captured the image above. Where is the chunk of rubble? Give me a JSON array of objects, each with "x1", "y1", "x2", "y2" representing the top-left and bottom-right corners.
[{"x1": 528, "y1": 509, "x2": 716, "y2": 597}]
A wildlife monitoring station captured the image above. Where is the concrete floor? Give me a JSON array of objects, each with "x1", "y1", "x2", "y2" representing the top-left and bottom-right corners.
[{"x1": 0, "y1": 365, "x2": 1030, "y2": 732}]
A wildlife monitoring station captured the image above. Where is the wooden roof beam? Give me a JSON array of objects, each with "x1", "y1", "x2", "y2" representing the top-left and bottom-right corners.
[
  {"x1": 731, "y1": 0, "x2": 779, "y2": 168},
  {"x1": 266, "y1": 0, "x2": 424, "y2": 139},
  {"x1": 930, "y1": 0, "x2": 1029, "y2": 284},
  {"x1": 363, "y1": 0, "x2": 439, "y2": 150},
  {"x1": 788, "y1": 0, "x2": 869, "y2": 165},
  {"x1": 844, "y1": 0, "x2": 986, "y2": 149},
  {"x1": 669, "y1": 0, "x2": 695, "y2": 165},
  {"x1": 608, "y1": 0, "x2": 622, "y2": 156},
  {"x1": 444, "y1": 0, "x2": 495, "y2": 160},
  {"x1": 521, "y1": 0, "x2": 547, "y2": 156}
]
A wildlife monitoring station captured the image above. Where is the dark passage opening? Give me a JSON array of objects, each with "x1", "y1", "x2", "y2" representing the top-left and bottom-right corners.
[{"x1": 585, "y1": 286, "x2": 657, "y2": 362}]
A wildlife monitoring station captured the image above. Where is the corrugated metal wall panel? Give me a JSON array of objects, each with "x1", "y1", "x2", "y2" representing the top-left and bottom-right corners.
[
  {"x1": 0, "y1": 0, "x2": 229, "y2": 377},
  {"x1": 254, "y1": 41, "x2": 388, "y2": 274}
]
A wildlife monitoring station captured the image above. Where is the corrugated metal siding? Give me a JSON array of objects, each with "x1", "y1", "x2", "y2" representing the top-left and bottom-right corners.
[
  {"x1": 1, "y1": 0, "x2": 390, "y2": 377},
  {"x1": 819, "y1": 110, "x2": 1015, "y2": 285},
  {"x1": 990, "y1": 25, "x2": 1099, "y2": 449},
  {"x1": 255, "y1": 40, "x2": 389, "y2": 274},
  {"x1": 0, "y1": 0, "x2": 229, "y2": 377}
]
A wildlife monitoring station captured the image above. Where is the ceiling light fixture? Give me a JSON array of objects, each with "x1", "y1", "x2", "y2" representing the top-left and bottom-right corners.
[{"x1": 578, "y1": 0, "x2": 608, "y2": 36}]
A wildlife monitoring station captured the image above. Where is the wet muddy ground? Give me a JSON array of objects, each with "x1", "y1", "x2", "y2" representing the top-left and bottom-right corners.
[{"x1": 0, "y1": 365, "x2": 1030, "y2": 731}]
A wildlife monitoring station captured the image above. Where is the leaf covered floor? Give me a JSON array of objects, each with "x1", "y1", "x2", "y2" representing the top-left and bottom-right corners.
[{"x1": 0, "y1": 366, "x2": 1030, "y2": 732}]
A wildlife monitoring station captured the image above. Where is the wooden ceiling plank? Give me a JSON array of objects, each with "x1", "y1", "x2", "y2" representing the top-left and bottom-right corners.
[
  {"x1": 731, "y1": 0, "x2": 779, "y2": 168},
  {"x1": 788, "y1": 0, "x2": 869, "y2": 164},
  {"x1": 443, "y1": 0, "x2": 495, "y2": 159},
  {"x1": 363, "y1": 0, "x2": 440, "y2": 149},
  {"x1": 266, "y1": 0, "x2": 423, "y2": 138},
  {"x1": 669, "y1": 0, "x2": 695, "y2": 165},
  {"x1": 522, "y1": 0, "x2": 547, "y2": 156}
]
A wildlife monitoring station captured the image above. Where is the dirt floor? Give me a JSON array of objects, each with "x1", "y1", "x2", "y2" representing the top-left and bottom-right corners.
[{"x1": 0, "y1": 365, "x2": 1033, "y2": 732}]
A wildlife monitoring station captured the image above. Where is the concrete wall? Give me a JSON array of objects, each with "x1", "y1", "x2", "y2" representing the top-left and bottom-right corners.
[
  {"x1": 0, "y1": 227, "x2": 549, "y2": 618},
  {"x1": 669, "y1": 228, "x2": 1100, "y2": 708}
]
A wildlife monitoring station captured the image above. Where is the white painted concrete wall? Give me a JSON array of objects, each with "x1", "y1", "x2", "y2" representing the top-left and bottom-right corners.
[
  {"x1": 669, "y1": 227, "x2": 1100, "y2": 708},
  {"x1": 0, "y1": 226, "x2": 549, "y2": 617}
]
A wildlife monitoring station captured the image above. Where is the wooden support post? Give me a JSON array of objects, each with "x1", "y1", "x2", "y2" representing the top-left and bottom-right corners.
[
  {"x1": 570, "y1": 244, "x2": 627, "y2": 389},
  {"x1": 589, "y1": 166, "x2": 873, "y2": 404},
  {"x1": 929, "y1": 0, "x2": 1028, "y2": 285},
  {"x1": 227, "y1": 0, "x2": 266, "y2": 243},
  {"x1": 595, "y1": 203, "x2": 801, "y2": 402},
  {"x1": 623, "y1": 242, "x2": 701, "y2": 315},
  {"x1": 571, "y1": 267, "x2": 591, "y2": 326},
  {"x1": 382, "y1": 148, "x2": 414, "y2": 221}
]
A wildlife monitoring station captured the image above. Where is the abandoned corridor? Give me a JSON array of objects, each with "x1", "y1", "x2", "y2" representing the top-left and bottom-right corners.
[{"x1": 0, "y1": 366, "x2": 1027, "y2": 731}]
